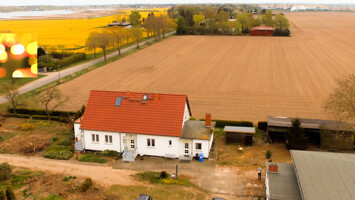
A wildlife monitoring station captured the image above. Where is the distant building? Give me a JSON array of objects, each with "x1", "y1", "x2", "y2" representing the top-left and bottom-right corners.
[
  {"x1": 224, "y1": 126, "x2": 255, "y2": 146},
  {"x1": 108, "y1": 22, "x2": 131, "y2": 28},
  {"x1": 250, "y1": 26, "x2": 274, "y2": 36},
  {"x1": 290, "y1": 7, "x2": 299, "y2": 12}
]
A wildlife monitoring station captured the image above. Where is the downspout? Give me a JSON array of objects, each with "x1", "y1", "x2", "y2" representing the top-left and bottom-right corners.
[{"x1": 119, "y1": 133, "x2": 122, "y2": 153}]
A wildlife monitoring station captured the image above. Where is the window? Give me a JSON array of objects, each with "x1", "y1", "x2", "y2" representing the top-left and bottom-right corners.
[
  {"x1": 143, "y1": 94, "x2": 148, "y2": 100},
  {"x1": 92, "y1": 134, "x2": 99, "y2": 142},
  {"x1": 131, "y1": 140, "x2": 135, "y2": 149},
  {"x1": 105, "y1": 135, "x2": 113, "y2": 144},
  {"x1": 115, "y1": 96, "x2": 122, "y2": 106},
  {"x1": 185, "y1": 150, "x2": 189, "y2": 154},
  {"x1": 147, "y1": 139, "x2": 155, "y2": 147},
  {"x1": 185, "y1": 143, "x2": 189, "y2": 149},
  {"x1": 196, "y1": 143, "x2": 202, "y2": 150},
  {"x1": 169, "y1": 140, "x2": 172, "y2": 146}
]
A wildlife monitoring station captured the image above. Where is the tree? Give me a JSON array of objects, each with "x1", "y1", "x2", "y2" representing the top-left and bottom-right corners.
[
  {"x1": 143, "y1": 12, "x2": 155, "y2": 38},
  {"x1": 159, "y1": 15, "x2": 176, "y2": 38},
  {"x1": 39, "y1": 86, "x2": 69, "y2": 120},
  {"x1": 129, "y1": 26, "x2": 143, "y2": 49},
  {"x1": 1, "y1": 83, "x2": 23, "y2": 114},
  {"x1": 204, "y1": 7, "x2": 217, "y2": 34},
  {"x1": 86, "y1": 31, "x2": 113, "y2": 62},
  {"x1": 193, "y1": 14, "x2": 205, "y2": 25},
  {"x1": 108, "y1": 26, "x2": 126, "y2": 55},
  {"x1": 261, "y1": 10, "x2": 274, "y2": 27},
  {"x1": 129, "y1": 11, "x2": 141, "y2": 26},
  {"x1": 325, "y1": 74, "x2": 355, "y2": 124},
  {"x1": 85, "y1": 31, "x2": 98, "y2": 58},
  {"x1": 0, "y1": 190, "x2": 5, "y2": 200},
  {"x1": 284, "y1": 119, "x2": 308, "y2": 150},
  {"x1": 236, "y1": 12, "x2": 250, "y2": 33},
  {"x1": 274, "y1": 14, "x2": 290, "y2": 30},
  {"x1": 176, "y1": 16, "x2": 188, "y2": 35}
]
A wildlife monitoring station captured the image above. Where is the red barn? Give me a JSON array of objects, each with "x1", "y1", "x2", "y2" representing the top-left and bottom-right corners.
[{"x1": 250, "y1": 26, "x2": 274, "y2": 36}]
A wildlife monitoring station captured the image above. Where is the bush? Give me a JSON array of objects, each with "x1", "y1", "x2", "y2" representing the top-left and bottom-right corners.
[
  {"x1": 5, "y1": 187, "x2": 16, "y2": 200},
  {"x1": 42, "y1": 150, "x2": 73, "y2": 160},
  {"x1": 78, "y1": 154, "x2": 107, "y2": 164},
  {"x1": 0, "y1": 136, "x2": 4, "y2": 142},
  {"x1": 258, "y1": 121, "x2": 268, "y2": 131},
  {"x1": 160, "y1": 171, "x2": 168, "y2": 179},
  {"x1": 42, "y1": 194, "x2": 63, "y2": 200},
  {"x1": 266, "y1": 150, "x2": 272, "y2": 159},
  {"x1": 38, "y1": 55, "x2": 58, "y2": 71},
  {"x1": 0, "y1": 162, "x2": 12, "y2": 181},
  {"x1": 20, "y1": 123, "x2": 36, "y2": 131},
  {"x1": 98, "y1": 150, "x2": 118, "y2": 157},
  {"x1": 57, "y1": 53, "x2": 86, "y2": 67},
  {"x1": 32, "y1": 115, "x2": 48, "y2": 120},
  {"x1": 58, "y1": 138, "x2": 73, "y2": 146},
  {"x1": 199, "y1": 119, "x2": 253, "y2": 128},
  {"x1": 273, "y1": 28, "x2": 290, "y2": 36},
  {"x1": 0, "y1": 190, "x2": 5, "y2": 200},
  {"x1": 190, "y1": 117, "x2": 196, "y2": 120},
  {"x1": 51, "y1": 137, "x2": 59, "y2": 142},
  {"x1": 80, "y1": 178, "x2": 93, "y2": 192}
]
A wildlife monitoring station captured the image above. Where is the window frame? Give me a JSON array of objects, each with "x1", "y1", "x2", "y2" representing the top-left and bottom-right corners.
[
  {"x1": 195, "y1": 143, "x2": 202, "y2": 150},
  {"x1": 92, "y1": 134, "x2": 99, "y2": 143},
  {"x1": 147, "y1": 138, "x2": 155, "y2": 147},
  {"x1": 105, "y1": 135, "x2": 113, "y2": 144}
]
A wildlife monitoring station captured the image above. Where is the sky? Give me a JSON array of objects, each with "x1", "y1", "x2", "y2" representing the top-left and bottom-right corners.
[{"x1": 0, "y1": 0, "x2": 354, "y2": 6}]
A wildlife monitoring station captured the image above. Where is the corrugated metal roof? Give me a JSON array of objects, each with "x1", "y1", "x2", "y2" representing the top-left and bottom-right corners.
[
  {"x1": 267, "y1": 116, "x2": 353, "y2": 131},
  {"x1": 223, "y1": 126, "x2": 255, "y2": 134},
  {"x1": 266, "y1": 162, "x2": 302, "y2": 200},
  {"x1": 291, "y1": 150, "x2": 355, "y2": 200}
]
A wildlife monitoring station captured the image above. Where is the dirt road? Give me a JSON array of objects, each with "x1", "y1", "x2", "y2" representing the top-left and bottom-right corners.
[{"x1": 0, "y1": 154, "x2": 140, "y2": 186}]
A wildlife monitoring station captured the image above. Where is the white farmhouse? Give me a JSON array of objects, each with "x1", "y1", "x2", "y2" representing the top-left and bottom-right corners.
[{"x1": 74, "y1": 90, "x2": 215, "y2": 161}]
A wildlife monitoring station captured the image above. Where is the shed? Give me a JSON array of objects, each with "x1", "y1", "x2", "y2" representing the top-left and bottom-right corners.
[
  {"x1": 250, "y1": 26, "x2": 274, "y2": 36},
  {"x1": 224, "y1": 126, "x2": 255, "y2": 146}
]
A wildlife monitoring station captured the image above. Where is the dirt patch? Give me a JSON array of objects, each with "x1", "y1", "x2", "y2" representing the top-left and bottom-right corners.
[{"x1": 2, "y1": 134, "x2": 52, "y2": 154}]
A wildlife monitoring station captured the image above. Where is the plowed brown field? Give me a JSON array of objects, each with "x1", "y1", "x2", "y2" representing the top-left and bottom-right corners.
[{"x1": 57, "y1": 12, "x2": 355, "y2": 122}]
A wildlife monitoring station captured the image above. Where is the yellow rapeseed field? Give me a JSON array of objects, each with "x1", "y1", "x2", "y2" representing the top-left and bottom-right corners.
[{"x1": 0, "y1": 8, "x2": 167, "y2": 53}]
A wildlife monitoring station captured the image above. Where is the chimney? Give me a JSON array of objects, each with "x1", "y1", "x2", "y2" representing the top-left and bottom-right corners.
[
  {"x1": 268, "y1": 163, "x2": 278, "y2": 173},
  {"x1": 205, "y1": 113, "x2": 211, "y2": 128},
  {"x1": 153, "y1": 91, "x2": 159, "y2": 101}
]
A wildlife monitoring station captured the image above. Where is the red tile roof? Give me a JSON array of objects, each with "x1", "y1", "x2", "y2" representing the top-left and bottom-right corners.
[
  {"x1": 250, "y1": 26, "x2": 274, "y2": 31},
  {"x1": 80, "y1": 90, "x2": 190, "y2": 137}
]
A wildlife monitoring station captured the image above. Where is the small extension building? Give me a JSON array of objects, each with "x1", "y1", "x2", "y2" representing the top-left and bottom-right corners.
[
  {"x1": 74, "y1": 90, "x2": 215, "y2": 162},
  {"x1": 224, "y1": 126, "x2": 255, "y2": 146},
  {"x1": 250, "y1": 26, "x2": 274, "y2": 36},
  {"x1": 266, "y1": 116, "x2": 354, "y2": 145}
]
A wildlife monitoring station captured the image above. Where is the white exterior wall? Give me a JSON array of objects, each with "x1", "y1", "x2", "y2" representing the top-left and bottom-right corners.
[
  {"x1": 74, "y1": 123, "x2": 81, "y2": 139},
  {"x1": 192, "y1": 139, "x2": 210, "y2": 158},
  {"x1": 136, "y1": 134, "x2": 180, "y2": 157},
  {"x1": 182, "y1": 102, "x2": 191, "y2": 127},
  {"x1": 83, "y1": 129, "x2": 121, "y2": 152}
]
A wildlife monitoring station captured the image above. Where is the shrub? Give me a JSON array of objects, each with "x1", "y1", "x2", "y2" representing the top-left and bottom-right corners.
[
  {"x1": 5, "y1": 187, "x2": 16, "y2": 200},
  {"x1": 258, "y1": 121, "x2": 268, "y2": 131},
  {"x1": 266, "y1": 150, "x2": 272, "y2": 159},
  {"x1": 80, "y1": 178, "x2": 93, "y2": 192},
  {"x1": 20, "y1": 123, "x2": 36, "y2": 131},
  {"x1": 99, "y1": 150, "x2": 118, "y2": 157},
  {"x1": 0, "y1": 190, "x2": 5, "y2": 200},
  {"x1": 284, "y1": 119, "x2": 308, "y2": 150},
  {"x1": 38, "y1": 55, "x2": 58, "y2": 71},
  {"x1": 57, "y1": 53, "x2": 86, "y2": 67},
  {"x1": 0, "y1": 136, "x2": 4, "y2": 142},
  {"x1": 320, "y1": 128, "x2": 354, "y2": 150},
  {"x1": 32, "y1": 115, "x2": 48, "y2": 120},
  {"x1": 8, "y1": 108, "x2": 75, "y2": 118},
  {"x1": 78, "y1": 154, "x2": 107, "y2": 164},
  {"x1": 51, "y1": 137, "x2": 59, "y2": 142},
  {"x1": 42, "y1": 194, "x2": 64, "y2": 200},
  {"x1": 190, "y1": 117, "x2": 196, "y2": 120},
  {"x1": 42, "y1": 150, "x2": 73, "y2": 160},
  {"x1": 273, "y1": 28, "x2": 290, "y2": 36},
  {"x1": 58, "y1": 138, "x2": 73, "y2": 146},
  {"x1": 160, "y1": 171, "x2": 168, "y2": 179},
  {"x1": 0, "y1": 162, "x2": 12, "y2": 181}
]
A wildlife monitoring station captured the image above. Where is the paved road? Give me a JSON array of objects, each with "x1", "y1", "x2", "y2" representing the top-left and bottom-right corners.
[{"x1": 0, "y1": 33, "x2": 174, "y2": 104}]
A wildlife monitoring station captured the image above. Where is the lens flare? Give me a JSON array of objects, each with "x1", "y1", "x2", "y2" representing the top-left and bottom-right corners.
[
  {"x1": 28, "y1": 57, "x2": 37, "y2": 66},
  {"x1": 0, "y1": 51, "x2": 8, "y2": 63},
  {"x1": 26, "y1": 41, "x2": 37, "y2": 56},
  {"x1": 0, "y1": 67, "x2": 6, "y2": 77},
  {"x1": 12, "y1": 70, "x2": 23, "y2": 78},
  {"x1": 0, "y1": 44, "x2": 5, "y2": 54},
  {"x1": 12, "y1": 44, "x2": 25, "y2": 55},
  {"x1": 31, "y1": 64, "x2": 38, "y2": 74}
]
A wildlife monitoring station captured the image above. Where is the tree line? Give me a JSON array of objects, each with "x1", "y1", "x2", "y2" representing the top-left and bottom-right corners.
[
  {"x1": 86, "y1": 11, "x2": 176, "y2": 62},
  {"x1": 171, "y1": 5, "x2": 290, "y2": 36}
]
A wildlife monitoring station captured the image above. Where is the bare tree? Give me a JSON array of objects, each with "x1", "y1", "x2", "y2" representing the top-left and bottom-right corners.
[
  {"x1": 40, "y1": 86, "x2": 69, "y2": 120},
  {"x1": 108, "y1": 26, "x2": 126, "y2": 55},
  {"x1": 325, "y1": 74, "x2": 355, "y2": 125},
  {"x1": 1, "y1": 83, "x2": 23, "y2": 114},
  {"x1": 129, "y1": 26, "x2": 143, "y2": 49}
]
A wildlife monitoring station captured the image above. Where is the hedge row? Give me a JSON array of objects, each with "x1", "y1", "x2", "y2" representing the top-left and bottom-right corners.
[
  {"x1": 57, "y1": 53, "x2": 86, "y2": 67},
  {"x1": 8, "y1": 108, "x2": 75, "y2": 117},
  {"x1": 273, "y1": 28, "x2": 291, "y2": 36},
  {"x1": 199, "y1": 119, "x2": 254, "y2": 128},
  {"x1": 4, "y1": 113, "x2": 30, "y2": 119},
  {"x1": 5, "y1": 113, "x2": 70, "y2": 122},
  {"x1": 258, "y1": 121, "x2": 268, "y2": 131}
]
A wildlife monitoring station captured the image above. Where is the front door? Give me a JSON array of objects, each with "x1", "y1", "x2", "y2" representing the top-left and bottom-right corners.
[
  {"x1": 123, "y1": 134, "x2": 136, "y2": 151},
  {"x1": 184, "y1": 142, "x2": 190, "y2": 156}
]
